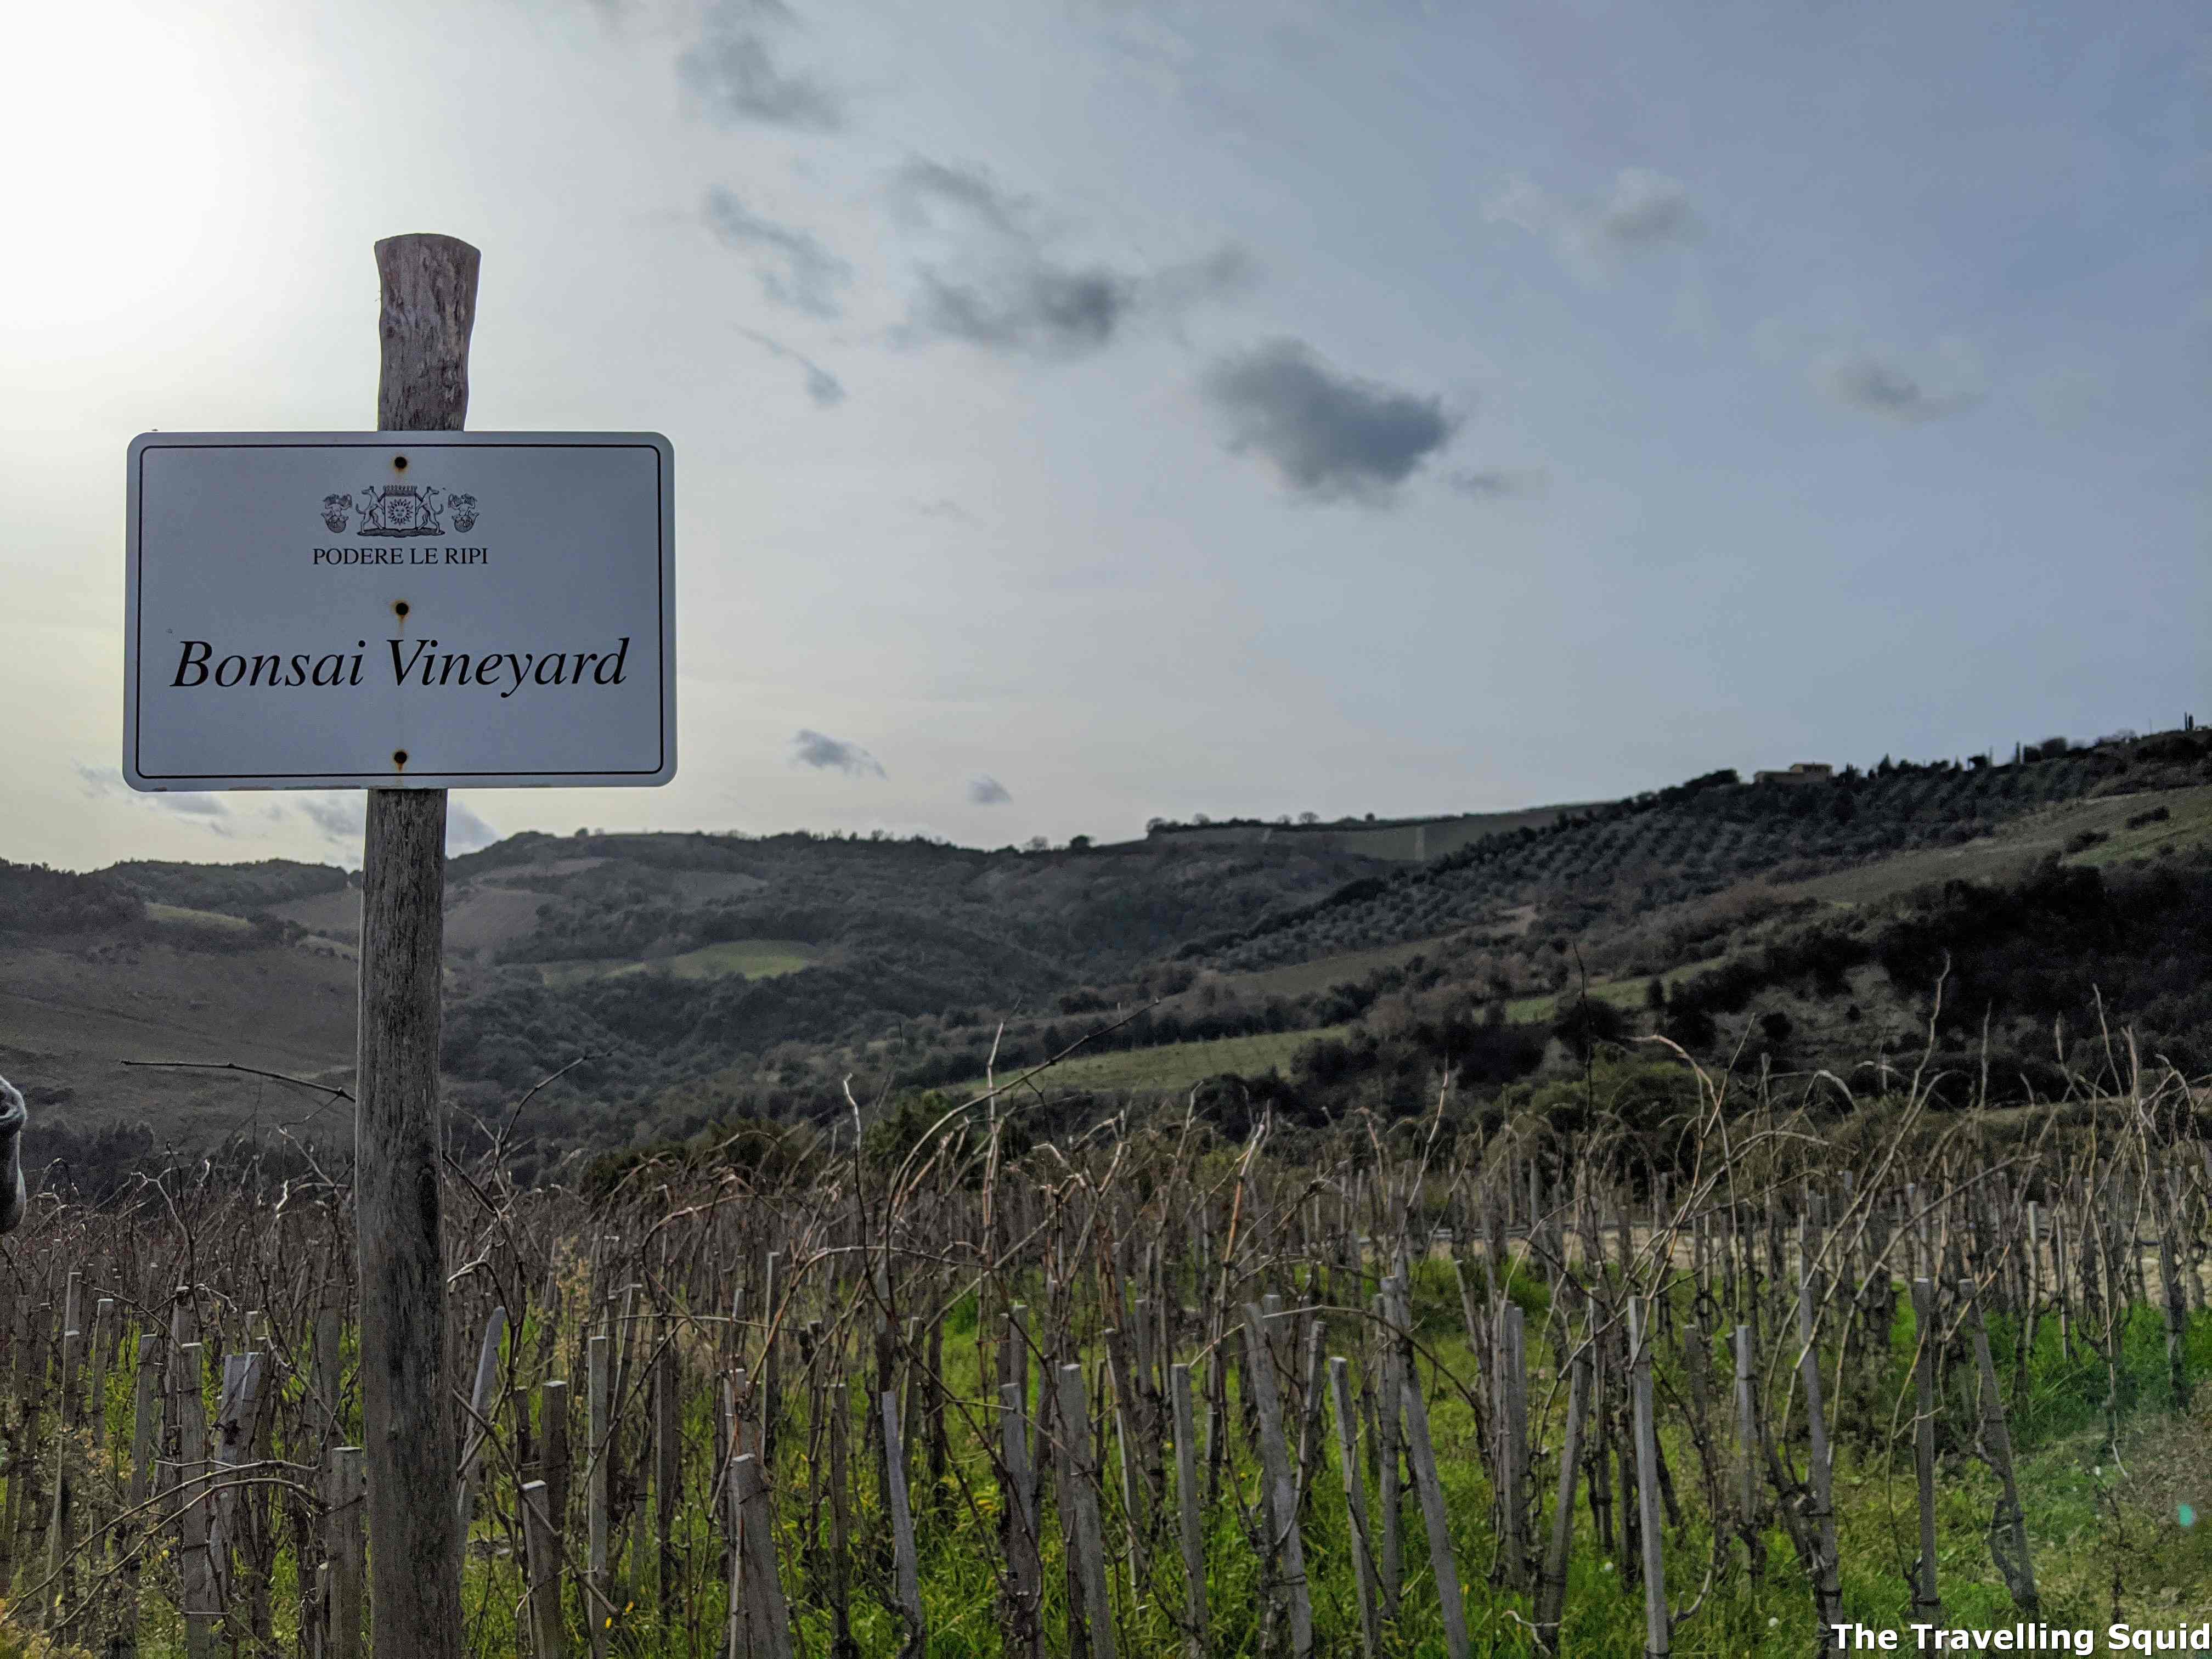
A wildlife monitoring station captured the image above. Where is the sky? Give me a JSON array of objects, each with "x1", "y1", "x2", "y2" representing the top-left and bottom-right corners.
[{"x1": 2, "y1": 0, "x2": 2205, "y2": 871}]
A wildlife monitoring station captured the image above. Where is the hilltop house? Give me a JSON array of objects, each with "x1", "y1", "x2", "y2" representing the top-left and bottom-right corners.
[{"x1": 1752, "y1": 762, "x2": 1833, "y2": 785}]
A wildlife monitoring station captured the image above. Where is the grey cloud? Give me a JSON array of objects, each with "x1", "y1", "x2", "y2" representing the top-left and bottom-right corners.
[
  {"x1": 678, "y1": 1, "x2": 842, "y2": 131},
  {"x1": 1598, "y1": 169, "x2": 1698, "y2": 249},
  {"x1": 74, "y1": 762, "x2": 120, "y2": 798},
  {"x1": 1817, "y1": 352, "x2": 1983, "y2": 424},
  {"x1": 890, "y1": 157, "x2": 1249, "y2": 358},
  {"x1": 792, "y1": 729, "x2": 885, "y2": 777},
  {"x1": 1449, "y1": 466, "x2": 1549, "y2": 500},
  {"x1": 298, "y1": 795, "x2": 368, "y2": 841},
  {"x1": 892, "y1": 160, "x2": 1030, "y2": 239},
  {"x1": 1201, "y1": 339, "x2": 1459, "y2": 504},
  {"x1": 737, "y1": 328, "x2": 847, "y2": 407},
  {"x1": 447, "y1": 801, "x2": 501, "y2": 855},
  {"x1": 910, "y1": 267, "x2": 1136, "y2": 356},
  {"x1": 154, "y1": 794, "x2": 229, "y2": 820},
  {"x1": 1487, "y1": 167, "x2": 1699, "y2": 285},
  {"x1": 913, "y1": 498, "x2": 976, "y2": 523},
  {"x1": 704, "y1": 190, "x2": 853, "y2": 318},
  {"x1": 967, "y1": 775, "x2": 1012, "y2": 805}
]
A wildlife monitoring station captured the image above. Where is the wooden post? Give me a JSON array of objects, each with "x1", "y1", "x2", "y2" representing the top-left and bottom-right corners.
[
  {"x1": 1001, "y1": 1380, "x2": 1044, "y2": 1659},
  {"x1": 114, "y1": 1332, "x2": 159, "y2": 1659},
  {"x1": 87, "y1": 1299, "x2": 113, "y2": 1453},
  {"x1": 1168, "y1": 1365, "x2": 1207, "y2": 1659},
  {"x1": 1535, "y1": 1346, "x2": 1590, "y2": 1652},
  {"x1": 330, "y1": 1447, "x2": 365, "y2": 1659},
  {"x1": 357, "y1": 230, "x2": 478, "y2": 1659},
  {"x1": 1961, "y1": 1281, "x2": 2038, "y2": 1614},
  {"x1": 731, "y1": 1454, "x2": 795, "y2": 1659},
  {"x1": 521, "y1": 1480, "x2": 566, "y2": 1659},
  {"x1": 1053, "y1": 1365, "x2": 1118, "y2": 1659},
  {"x1": 1239, "y1": 1305, "x2": 1312, "y2": 1659},
  {"x1": 1628, "y1": 1300, "x2": 1669, "y2": 1657},
  {"x1": 540, "y1": 1379, "x2": 571, "y2": 1538},
  {"x1": 1327, "y1": 1358, "x2": 1381, "y2": 1659},
  {"x1": 1796, "y1": 1274, "x2": 1842, "y2": 1637},
  {"x1": 1910, "y1": 1278, "x2": 1943, "y2": 1626},
  {"x1": 456, "y1": 1306, "x2": 507, "y2": 1549},
  {"x1": 586, "y1": 1334, "x2": 612, "y2": 1659},
  {"x1": 173, "y1": 1340, "x2": 218, "y2": 1659},
  {"x1": 881, "y1": 1391, "x2": 926, "y2": 1658},
  {"x1": 1399, "y1": 1369, "x2": 1470, "y2": 1659}
]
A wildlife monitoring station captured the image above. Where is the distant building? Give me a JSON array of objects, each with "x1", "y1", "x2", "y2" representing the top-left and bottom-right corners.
[{"x1": 1752, "y1": 762, "x2": 1834, "y2": 785}]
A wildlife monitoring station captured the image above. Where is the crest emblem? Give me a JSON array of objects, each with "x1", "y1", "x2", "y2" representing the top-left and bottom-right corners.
[{"x1": 340, "y1": 483, "x2": 476, "y2": 538}]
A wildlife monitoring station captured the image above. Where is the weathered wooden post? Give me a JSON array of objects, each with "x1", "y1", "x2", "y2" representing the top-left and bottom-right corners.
[
  {"x1": 1910, "y1": 1278, "x2": 1944, "y2": 1627},
  {"x1": 356, "y1": 231, "x2": 478, "y2": 1659}
]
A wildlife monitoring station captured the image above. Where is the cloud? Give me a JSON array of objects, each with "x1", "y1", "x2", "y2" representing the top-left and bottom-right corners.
[
  {"x1": 1449, "y1": 466, "x2": 1550, "y2": 500},
  {"x1": 703, "y1": 190, "x2": 853, "y2": 318},
  {"x1": 298, "y1": 794, "x2": 368, "y2": 842},
  {"x1": 1487, "y1": 167, "x2": 1700, "y2": 286},
  {"x1": 909, "y1": 267, "x2": 1137, "y2": 356},
  {"x1": 889, "y1": 158, "x2": 1251, "y2": 358},
  {"x1": 1814, "y1": 348, "x2": 1984, "y2": 424},
  {"x1": 1201, "y1": 339, "x2": 1458, "y2": 504},
  {"x1": 737, "y1": 328, "x2": 847, "y2": 406},
  {"x1": 447, "y1": 800, "x2": 501, "y2": 856},
  {"x1": 893, "y1": 160, "x2": 1031, "y2": 239},
  {"x1": 967, "y1": 775, "x2": 1012, "y2": 805},
  {"x1": 792, "y1": 729, "x2": 885, "y2": 777},
  {"x1": 678, "y1": 1, "x2": 842, "y2": 130},
  {"x1": 78, "y1": 762, "x2": 241, "y2": 833},
  {"x1": 913, "y1": 498, "x2": 976, "y2": 523}
]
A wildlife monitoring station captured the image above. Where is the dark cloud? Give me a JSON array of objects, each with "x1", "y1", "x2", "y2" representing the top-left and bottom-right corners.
[
  {"x1": 792, "y1": 729, "x2": 885, "y2": 777},
  {"x1": 1818, "y1": 353, "x2": 1983, "y2": 424},
  {"x1": 678, "y1": 1, "x2": 842, "y2": 131},
  {"x1": 967, "y1": 775, "x2": 1012, "y2": 805},
  {"x1": 1201, "y1": 339, "x2": 1459, "y2": 503},
  {"x1": 1449, "y1": 466, "x2": 1549, "y2": 500},
  {"x1": 447, "y1": 801, "x2": 501, "y2": 855},
  {"x1": 910, "y1": 267, "x2": 1136, "y2": 356},
  {"x1": 737, "y1": 328, "x2": 847, "y2": 407},
  {"x1": 889, "y1": 157, "x2": 1251, "y2": 358},
  {"x1": 704, "y1": 190, "x2": 853, "y2": 318}
]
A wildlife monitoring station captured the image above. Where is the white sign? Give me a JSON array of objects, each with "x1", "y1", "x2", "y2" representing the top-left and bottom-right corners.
[{"x1": 125, "y1": 432, "x2": 675, "y2": 791}]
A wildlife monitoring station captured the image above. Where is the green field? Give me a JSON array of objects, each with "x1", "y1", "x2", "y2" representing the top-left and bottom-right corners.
[
  {"x1": 1220, "y1": 935, "x2": 1462, "y2": 1000},
  {"x1": 535, "y1": 938, "x2": 828, "y2": 989},
  {"x1": 2067, "y1": 782, "x2": 2212, "y2": 867},
  {"x1": 144, "y1": 902, "x2": 252, "y2": 932},
  {"x1": 953, "y1": 1023, "x2": 1353, "y2": 1097}
]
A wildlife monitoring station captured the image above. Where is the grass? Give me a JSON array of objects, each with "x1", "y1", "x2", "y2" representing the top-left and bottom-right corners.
[
  {"x1": 2067, "y1": 782, "x2": 2212, "y2": 868},
  {"x1": 1220, "y1": 935, "x2": 1464, "y2": 1000},
  {"x1": 950, "y1": 1024, "x2": 1353, "y2": 1096},
  {"x1": 534, "y1": 938, "x2": 828, "y2": 989},
  {"x1": 143, "y1": 903, "x2": 251, "y2": 932}
]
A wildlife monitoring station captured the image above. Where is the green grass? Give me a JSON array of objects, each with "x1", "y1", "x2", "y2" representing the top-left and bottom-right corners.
[
  {"x1": 144, "y1": 902, "x2": 251, "y2": 931},
  {"x1": 951, "y1": 1024, "x2": 1353, "y2": 1096},
  {"x1": 1506, "y1": 970, "x2": 1692, "y2": 1025},
  {"x1": 1220, "y1": 936, "x2": 1462, "y2": 1000},
  {"x1": 2066, "y1": 782, "x2": 2212, "y2": 868},
  {"x1": 37, "y1": 1250, "x2": 2212, "y2": 1657},
  {"x1": 535, "y1": 938, "x2": 828, "y2": 989}
]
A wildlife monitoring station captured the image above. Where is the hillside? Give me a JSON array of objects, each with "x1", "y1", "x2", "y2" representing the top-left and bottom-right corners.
[{"x1": 4, "y1": 727, "x2": 2209, "y2": 1170}]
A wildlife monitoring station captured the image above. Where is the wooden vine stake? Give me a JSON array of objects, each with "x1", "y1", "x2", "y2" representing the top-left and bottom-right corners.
[{"x1": 357, "y1": 230, "x2": 478, "y2": 1659}]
